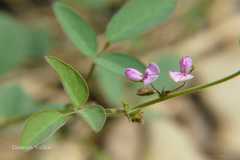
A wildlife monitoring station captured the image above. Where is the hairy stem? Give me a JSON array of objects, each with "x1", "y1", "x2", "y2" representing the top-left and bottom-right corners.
[{"x1": 129, "y1": 70, "x2": 240, "y2": 114}]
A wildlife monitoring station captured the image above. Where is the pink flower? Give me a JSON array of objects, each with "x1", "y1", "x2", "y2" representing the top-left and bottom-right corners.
[
  {"x1": 169, "y1": 56, "x2": 194, "y2": 83},
  {"x1": 125, "y1": 63, "x2": 160, "y2": 85}
]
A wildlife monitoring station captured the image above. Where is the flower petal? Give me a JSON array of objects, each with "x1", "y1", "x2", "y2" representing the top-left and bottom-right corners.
[
  {"x1": 180, "y1": 56, "x2": 192, "y2": 74},
  {"x1": 169, "y1": 71, "x2": 194, "y2": 83},
  {"x1": 143, "y1": 74, "x2": 159, "y2": 85},
  {"x1": 142, "y1": 63, "x2": 160, "y2": 85},
  {"x1": 145, "y1": 63, "x2": 160, "y2": 76},
  {"x1": 124, "y1": 68, "x2": 143, "y2": 81}
]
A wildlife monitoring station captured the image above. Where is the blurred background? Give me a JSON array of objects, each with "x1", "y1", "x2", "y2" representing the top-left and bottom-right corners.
[{"x1": 0, "y1": 0, "x2": 240, "y2": 159}]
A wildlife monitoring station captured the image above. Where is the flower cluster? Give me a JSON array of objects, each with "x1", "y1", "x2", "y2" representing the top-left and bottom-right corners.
[{"x1": 124, "y1": 56, "x2": 194, "y2": 85}]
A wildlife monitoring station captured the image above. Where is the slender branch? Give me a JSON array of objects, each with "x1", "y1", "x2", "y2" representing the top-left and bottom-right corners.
[
  {"x1": 86, "y1": 63, "x2": 96, "y2": 81},
  {"x1": 86, "y1": 41, "x2": 110, "y2": 81},
  {"x1": 2, "y1": 70, "x2": 238, "y2": 128},
  {"x1": 128, "y1": 70, "x2": 240, "y2": 114},
  {"x1": 170, "y1": 82, "x2": 186, "y2": 92},
  {"x1": 150, "y1": 84, "x2": 161, "y2": 96},
  {"x1": 105, "y1": 108, "x2": 125, "y2": 117},
  {"x1": 0, "y1": 42, "x2": 111, "y2": 129}
]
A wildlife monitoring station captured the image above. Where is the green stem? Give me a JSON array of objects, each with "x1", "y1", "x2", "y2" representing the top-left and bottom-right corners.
[
  {"x1": 105, "y1": 108, "x2": 125, "y2": 117},
  {"x1": 1, "y1": 71, "x2": 239, "y2": 128},
  {"x1": 64, "y1": 111, "x2": 78, "y2": 116},
  {"x1": 86, "y1": 41, "x2": 110, "y2": 81},
  {"x1": 86, "y1": 63, "x2": 96, "y2": 81},
  {"x1": 170, "y1": 82, "x2": 186, "y2": 92},
  {"x1": 129, "y1": 70, "x2": 240, "y2": 114}
]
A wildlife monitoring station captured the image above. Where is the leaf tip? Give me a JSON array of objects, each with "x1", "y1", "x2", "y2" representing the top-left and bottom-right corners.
[
  {"x1": 44, "y1": 55, "x2": 50, "y2": 61},
  {"x1": 45, "y1": 56, "x2": 56, "y2": 65}
]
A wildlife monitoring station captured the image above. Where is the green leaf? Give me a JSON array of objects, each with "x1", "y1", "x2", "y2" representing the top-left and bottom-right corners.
[
  {"x1": 94, "y1": 53, "x2": 147, "y2": 107},
  {"x1": 153, "y1": 54, "x2": 179, "y2": 90},
  {"x1": 0, "y1": 85, "x2": 37, "y2": 120},
  {"x1": 0, "y1": 85, "x2": 67, "y2": 125},
  {"x1": 94, "y1": 67, "x2": 125, "y2": 107},
  {"x1": 94, "y1": 54, "x2": 180, "y2": 108},
  {"x1": 46, "y1": 56, "x2": 89, "y2": 108},
  {"x1": 0, "y1": 13, "x2": 50, "y2": 75},
  {"x1": 20, "y1": 111, "x2": 67, "y2": 150},
  {"x1": 94, "y1": 66, "x2": 151, "y2": 108},
  {"x1": 95, "y1": 53, "x2": 145, "y2": 76},
  {"x1": 53, "y1": 2, "x2": 98, "y2": 57},
  {"x1": 79, "y1": 105, "x2": 106, "y2": 132},
  {"x1": 106, "y1": 0, "x2": 176, "y2": 42}
]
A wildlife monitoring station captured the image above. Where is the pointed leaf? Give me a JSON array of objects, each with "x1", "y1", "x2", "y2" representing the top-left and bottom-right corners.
[
  {"x1": 46, "y1": 56, "x2": 89, "y2": 108},
  {"x1": 79, "y1": 105, "x2": 106, "y2": 132},
  {"x1": 53, "y1": 2, "x2": 97, "y2": 57},
  {"x1": 95, "y1": 53, "x2": 145, "y2": 76},
  {"x1": 106, "y1": 0, "x2": 176, "y2": 42},
  {"x1": 20, "y1": 111, "x2": 67, "y2": 150}
]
